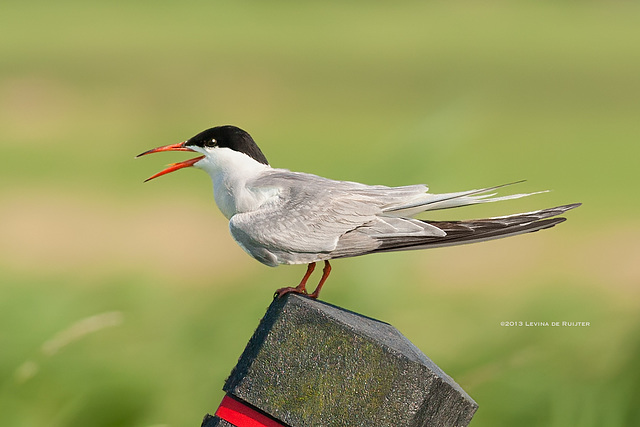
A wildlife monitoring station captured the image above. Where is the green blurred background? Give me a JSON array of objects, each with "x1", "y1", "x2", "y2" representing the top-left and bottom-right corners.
[{"x1": 2, "y1": 1, "x2": 639, "y2": 426}]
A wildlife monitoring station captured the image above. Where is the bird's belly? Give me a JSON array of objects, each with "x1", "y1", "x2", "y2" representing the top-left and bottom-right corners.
[{"x1": 229, "y1": 221, "x2": 328, "y2": 267}]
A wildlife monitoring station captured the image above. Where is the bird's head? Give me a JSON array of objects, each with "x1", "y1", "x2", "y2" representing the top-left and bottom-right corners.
[{"x1": 137, "y1": 125, "x2": 269, "y2": 182}]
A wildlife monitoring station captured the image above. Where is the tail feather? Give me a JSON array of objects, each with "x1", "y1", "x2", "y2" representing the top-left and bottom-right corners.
[
  {"x1": 383, "y1": 181, "x2": 547, "y2": 217},
  {"x1": 371, "y1": 203, "x2": 581, "y2": 254}
]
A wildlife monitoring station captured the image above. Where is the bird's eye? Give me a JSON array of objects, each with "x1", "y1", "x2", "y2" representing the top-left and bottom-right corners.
[{"x1": 210, "y1": 138, "x2": 217, "y2": 146}]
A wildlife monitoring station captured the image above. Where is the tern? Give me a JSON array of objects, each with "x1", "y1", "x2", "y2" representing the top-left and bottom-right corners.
[{"x1": 137, "y1": 125, "x2": 580, "y2": 299}]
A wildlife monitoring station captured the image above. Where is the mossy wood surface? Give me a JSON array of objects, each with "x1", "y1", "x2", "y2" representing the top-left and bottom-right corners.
[{"x1": 204, "y1": 294, "x2": 477, "y2": 426}]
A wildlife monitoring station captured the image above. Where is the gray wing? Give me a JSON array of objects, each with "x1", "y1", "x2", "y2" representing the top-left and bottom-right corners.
[
  {"x1": 229, "y1": 169, "x2": 578, "y2": 266},
  {"x1": 229, "y1": 170, "x2": 444, "y2": 265},
  {"x1": 332, "y1": 203, "x2": 581, "y2": 258}
]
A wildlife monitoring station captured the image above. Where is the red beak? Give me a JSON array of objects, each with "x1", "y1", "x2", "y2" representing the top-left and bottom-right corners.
[{"x1": 137, "y1": 142, "x2": 205, "y2": 182}]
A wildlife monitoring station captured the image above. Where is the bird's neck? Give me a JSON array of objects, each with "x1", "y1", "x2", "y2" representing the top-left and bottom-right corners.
[{"x1": 197, "y1": 148, "x2": 273, "y2": 219}]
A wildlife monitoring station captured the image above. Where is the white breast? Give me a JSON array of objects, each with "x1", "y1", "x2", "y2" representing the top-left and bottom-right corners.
[{"x1": 194, "y1": 147, "x2": 275, "y2": 219}]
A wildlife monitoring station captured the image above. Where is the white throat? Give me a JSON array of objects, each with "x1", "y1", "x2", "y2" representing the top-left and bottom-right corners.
[{"x1": 194, "y1": 147, "x2": 272, "y2": 219}]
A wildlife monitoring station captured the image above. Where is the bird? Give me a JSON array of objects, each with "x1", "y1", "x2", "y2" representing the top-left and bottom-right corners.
[{"x1": 137, "y1": 125, "x2": 580, "y2": 299}]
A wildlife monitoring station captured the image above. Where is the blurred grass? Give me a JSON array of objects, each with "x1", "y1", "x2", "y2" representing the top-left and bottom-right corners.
[{"x1": 2, "y1": 1, "x2": 639, "y2": 426}]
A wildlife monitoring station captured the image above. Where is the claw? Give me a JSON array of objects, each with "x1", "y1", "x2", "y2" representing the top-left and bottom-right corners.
[
  {"x1": 273, "y1": 261, "x2": 332, "y2": 300},
  {"x1": 274, "y1": 262, "x2": 315, "y2": 299}
]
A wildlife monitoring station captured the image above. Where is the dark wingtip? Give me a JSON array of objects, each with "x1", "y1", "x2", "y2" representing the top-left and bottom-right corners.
[
  {"x1": 524, "y1": 217, "x2": 566, "y2": 234},
  {"x1": 558, "y1": 202, "x2": 582, "y2": 212}
]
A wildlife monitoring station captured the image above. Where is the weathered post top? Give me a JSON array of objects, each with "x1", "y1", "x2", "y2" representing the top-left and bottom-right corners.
[{"x1": 203, "y1": 294, "x2": 477, "y2": 426}]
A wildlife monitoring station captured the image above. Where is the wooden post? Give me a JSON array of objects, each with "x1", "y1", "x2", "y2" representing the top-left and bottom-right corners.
[{"x1": 202, "y1": 293, "x2": 477, "y2": 426}]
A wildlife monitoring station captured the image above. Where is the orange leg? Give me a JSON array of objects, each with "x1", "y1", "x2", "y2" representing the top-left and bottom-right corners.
[
  {"x1": 274, "y1": 262, "x2": 316, "y2": 298},
  {"x1": 308, "y1": 260, "x2": 331, "y2": 299}
]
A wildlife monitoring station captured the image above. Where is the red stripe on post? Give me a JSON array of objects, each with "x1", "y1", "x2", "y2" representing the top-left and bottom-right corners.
[{"x1": 215, "y1": 394, "x2": 286, "y2": 427}]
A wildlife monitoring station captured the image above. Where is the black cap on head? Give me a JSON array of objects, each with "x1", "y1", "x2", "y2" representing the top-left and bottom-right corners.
[{"x1": 186, "y1": 125, "x2": 269, "y2": 165}]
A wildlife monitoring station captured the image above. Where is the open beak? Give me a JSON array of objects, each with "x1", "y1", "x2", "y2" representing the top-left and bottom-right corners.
[{"x1": 136, "y1": 142, "x2": 205, "y2": 182}]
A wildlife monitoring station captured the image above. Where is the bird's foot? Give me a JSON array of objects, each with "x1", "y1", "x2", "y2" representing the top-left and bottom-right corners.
[
  {"x1": 274, "y1": 263, "x2": 316, "y2": 299},
  {"x1": 273, "y1": 261, "x2": 331, "y2": 300},
  {"x1": 274, "y1": 286, "x2": 310, "y2": 299}
]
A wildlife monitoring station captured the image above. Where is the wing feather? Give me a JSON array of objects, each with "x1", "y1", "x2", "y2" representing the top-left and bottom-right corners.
[
  {"x1": 227, "y1": 168, "x2": 579, "y2": 265},
  {"x1": 332, "y1": 203, "x2": 581, "y2": 257}
]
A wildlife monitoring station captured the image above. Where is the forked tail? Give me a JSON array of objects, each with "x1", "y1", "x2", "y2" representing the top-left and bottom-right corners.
[{"x1": 374, "y1": 203, "x2": 581, "y2": 253}]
